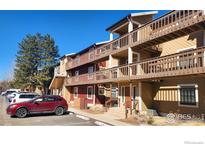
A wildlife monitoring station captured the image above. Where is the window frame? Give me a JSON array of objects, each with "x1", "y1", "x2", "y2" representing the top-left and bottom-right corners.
[
  {"x1": 178, "y1": 84, "x2": 199, "y2": 108},
  {"x1": 87, "y1": 86, "x2": 93, "y2": 99},
  {"x1": 98, "y1": 85, "x2": 105, "y2": 95}
]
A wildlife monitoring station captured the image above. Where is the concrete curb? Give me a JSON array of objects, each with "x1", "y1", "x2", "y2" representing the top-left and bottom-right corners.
[{"x1": 69, "y1": 108, "x2": 132, "y2": 126}]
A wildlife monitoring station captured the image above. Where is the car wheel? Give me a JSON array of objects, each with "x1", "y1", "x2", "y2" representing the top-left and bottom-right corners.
[
  {"x1": 55, "y1": 107, "x2": 64, "y2": 116},
  {"x1": 16, "y1": 108, "x2": 28, "y2": 118}
]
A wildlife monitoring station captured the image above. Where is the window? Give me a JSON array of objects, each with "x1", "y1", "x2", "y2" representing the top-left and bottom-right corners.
[
  {"x1": 19, "y1": 94, "x2": 38, "y2": 99},
  {"x1": 98, "y1": 86, "x2": 105, "y2": 95},
  {"x1": 74, "y1": 87, "x2": 78, "y2": 98},
  {"x1": 87, "y1": 86, "x2": 93, "y2": 99},
  {"x1": 44, "y1": 97, "x2": 61, "y2": 102},
  {"x1": 34, "y1": 98, "x2": 44, "y2": 103},
  {"x1": 112, "y1": 86, "x2": 118, "y2": 99},
  {"x1": 75, "y1": 70, "x2": 79, "y2": 76},
  {"x1": 178, "y1": 84, "x2": 198, "y2": 107},
  {"x1": 88, "y1": 50, "x2": 94, "y2": 60},
  {"x1": 75, "y1": 70, "x2": 79, "y2": 81}
]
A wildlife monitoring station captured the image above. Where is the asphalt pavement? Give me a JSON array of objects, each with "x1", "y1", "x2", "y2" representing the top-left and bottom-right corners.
[{"x1": 0, "y1": 96, "x2": 99, "y2": 126}]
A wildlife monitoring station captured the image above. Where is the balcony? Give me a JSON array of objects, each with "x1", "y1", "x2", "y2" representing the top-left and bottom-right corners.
[
  {"x1": 66, "y1": 72, "x2": 95, "y2": 86},
  {"x1": 130, "y1": 10, "x2": 205, "y2": 49},
  {"x1": 130, "y1": 46, "x2": 205, "y2": 80},
  {"x1": 65, "y1": 47, "x2": 205, "y2": 86},
  {"x1": 66, "y1": 10, "x2": 205, "y2": 71}
]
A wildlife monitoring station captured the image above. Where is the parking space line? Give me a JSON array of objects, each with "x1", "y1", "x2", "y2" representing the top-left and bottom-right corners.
[
  {"x1": 94, "y1": 121, "x2": 111, "y2": 126},
  {"x1": 76, "y1": 115, "x2": 90, "y2": 121}
]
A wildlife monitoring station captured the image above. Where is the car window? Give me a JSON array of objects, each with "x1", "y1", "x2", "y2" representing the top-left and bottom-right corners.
[
  {"x1": 44, "y1": 97, "x2": 62, "y2": 102},
  {"x1": 7, "y1": 91, "x2": 16, "y2": 94},
  {"x1": 44, "y1": 97, "x2": 56, "y2": 102},
  {"x1": 19, "y1": 94, "x2": 38, "y2": 99},
  {"x1": 34, "y1": 98, "x2": 44, "y2": 102}
]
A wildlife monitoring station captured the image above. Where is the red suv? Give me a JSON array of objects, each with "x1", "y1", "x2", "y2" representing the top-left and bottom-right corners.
[{"x1": 7, "y1": 95, "x2": 68, "y2": 118}]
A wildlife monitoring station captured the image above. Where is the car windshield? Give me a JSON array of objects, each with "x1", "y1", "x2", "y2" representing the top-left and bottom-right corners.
[{"x1": 7, "y1": 91, "x2": 16, "y2": 94}]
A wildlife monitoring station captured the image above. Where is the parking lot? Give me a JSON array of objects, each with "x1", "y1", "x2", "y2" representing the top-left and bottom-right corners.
[{"x1": 0, "y1": 96, "x2": 98, "y2": 126}]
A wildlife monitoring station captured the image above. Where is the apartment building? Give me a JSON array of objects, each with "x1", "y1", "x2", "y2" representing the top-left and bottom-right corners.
[
  {"x1": 50, "y1": 10, "x2": 205, "y2": 116},
  {"x1": 49, "y1": 53, "x2": 76, "y2": 102}
]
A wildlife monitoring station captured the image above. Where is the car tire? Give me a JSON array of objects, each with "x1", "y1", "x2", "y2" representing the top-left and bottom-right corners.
[
  {"x1": 55, "y1": 107, "x2": 64, "y2": 116},
  {"x1": 16, "y1": 108, "x2": 28, "y2": 118}
]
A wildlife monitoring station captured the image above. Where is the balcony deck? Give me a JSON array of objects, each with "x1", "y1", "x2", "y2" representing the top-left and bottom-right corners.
[
  {"x1": 65, "y1": 46, "x2": 205, "y2": 86},
  {"x1": 66, "y1": 10, "x2": 205, "y2": 71}
]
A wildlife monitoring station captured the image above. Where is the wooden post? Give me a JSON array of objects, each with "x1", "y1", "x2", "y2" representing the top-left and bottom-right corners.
[
  {"x1": 110, "y1": 83, "x2": 112, "y2": 108},
  {"x1": 93, "y1": 84, "x2": 96, "y2": 105},
  {"x1": 125, "y1": 107, "x2": 128, "y2": 119},
  {"x1": 118, "y1": 82, "x2": 120, "y2": 107},
  {"x1": 130, "y1": 82, "x2": 133, "y2": 115}
]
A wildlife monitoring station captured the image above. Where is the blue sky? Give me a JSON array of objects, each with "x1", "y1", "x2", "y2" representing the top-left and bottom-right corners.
[{"x1": 0, "y1": 10, "x2": 169, "y2": 81}]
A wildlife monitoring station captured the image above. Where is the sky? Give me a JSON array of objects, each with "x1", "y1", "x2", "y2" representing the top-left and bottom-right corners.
[{"x1": 0, "y1": 10, "x2": 169, "y2": 81}]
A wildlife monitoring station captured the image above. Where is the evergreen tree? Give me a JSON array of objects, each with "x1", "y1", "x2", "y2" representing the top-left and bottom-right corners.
[{"x1": 14, "y1": 33, "x2": 59, "y2": 94}]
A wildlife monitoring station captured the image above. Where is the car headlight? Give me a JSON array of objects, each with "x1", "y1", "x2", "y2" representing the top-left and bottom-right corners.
[{"x1": 9, "y1": 104, "x2": 17, "y2": 109}]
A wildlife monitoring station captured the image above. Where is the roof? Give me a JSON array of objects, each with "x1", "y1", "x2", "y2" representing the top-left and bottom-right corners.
[
  {"x1": 106, "y1": 11, "x2": 158, "y2": 32},
  {"x1": 60, "y1": 40, "x2": 110, "y2": 59},
  {"x1": 60, "y1": 53, "x2": 76, "y2": 60},
  {"x1": 76, "y1": 40, "x2": 110, "y2": 55}
]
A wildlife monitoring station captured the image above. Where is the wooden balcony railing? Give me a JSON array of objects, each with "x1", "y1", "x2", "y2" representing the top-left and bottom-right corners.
[
  {"x1": 65, "y1": 47, "x2": 205, "y2": 86},
  {"x1": 66, "y1": 72, "x2": 95, "y2": 86},
  {"x1": 66, "y1": 10, "x2": 205, "y2": 71},
  {"x1": 130, "y1": 46, "x2": 205, "y2": 79},
  {"x1": 130, "y1": 10, "x2": 204, "y2": 47}
]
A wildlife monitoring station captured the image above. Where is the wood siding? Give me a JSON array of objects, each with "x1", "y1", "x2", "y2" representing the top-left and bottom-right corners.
[
  {"x1": 152, "y1": 77, "x2": 205, "y2": 114},
  {"x1": 160, "y1": 31, "x2": 204, "y2": 56}
]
